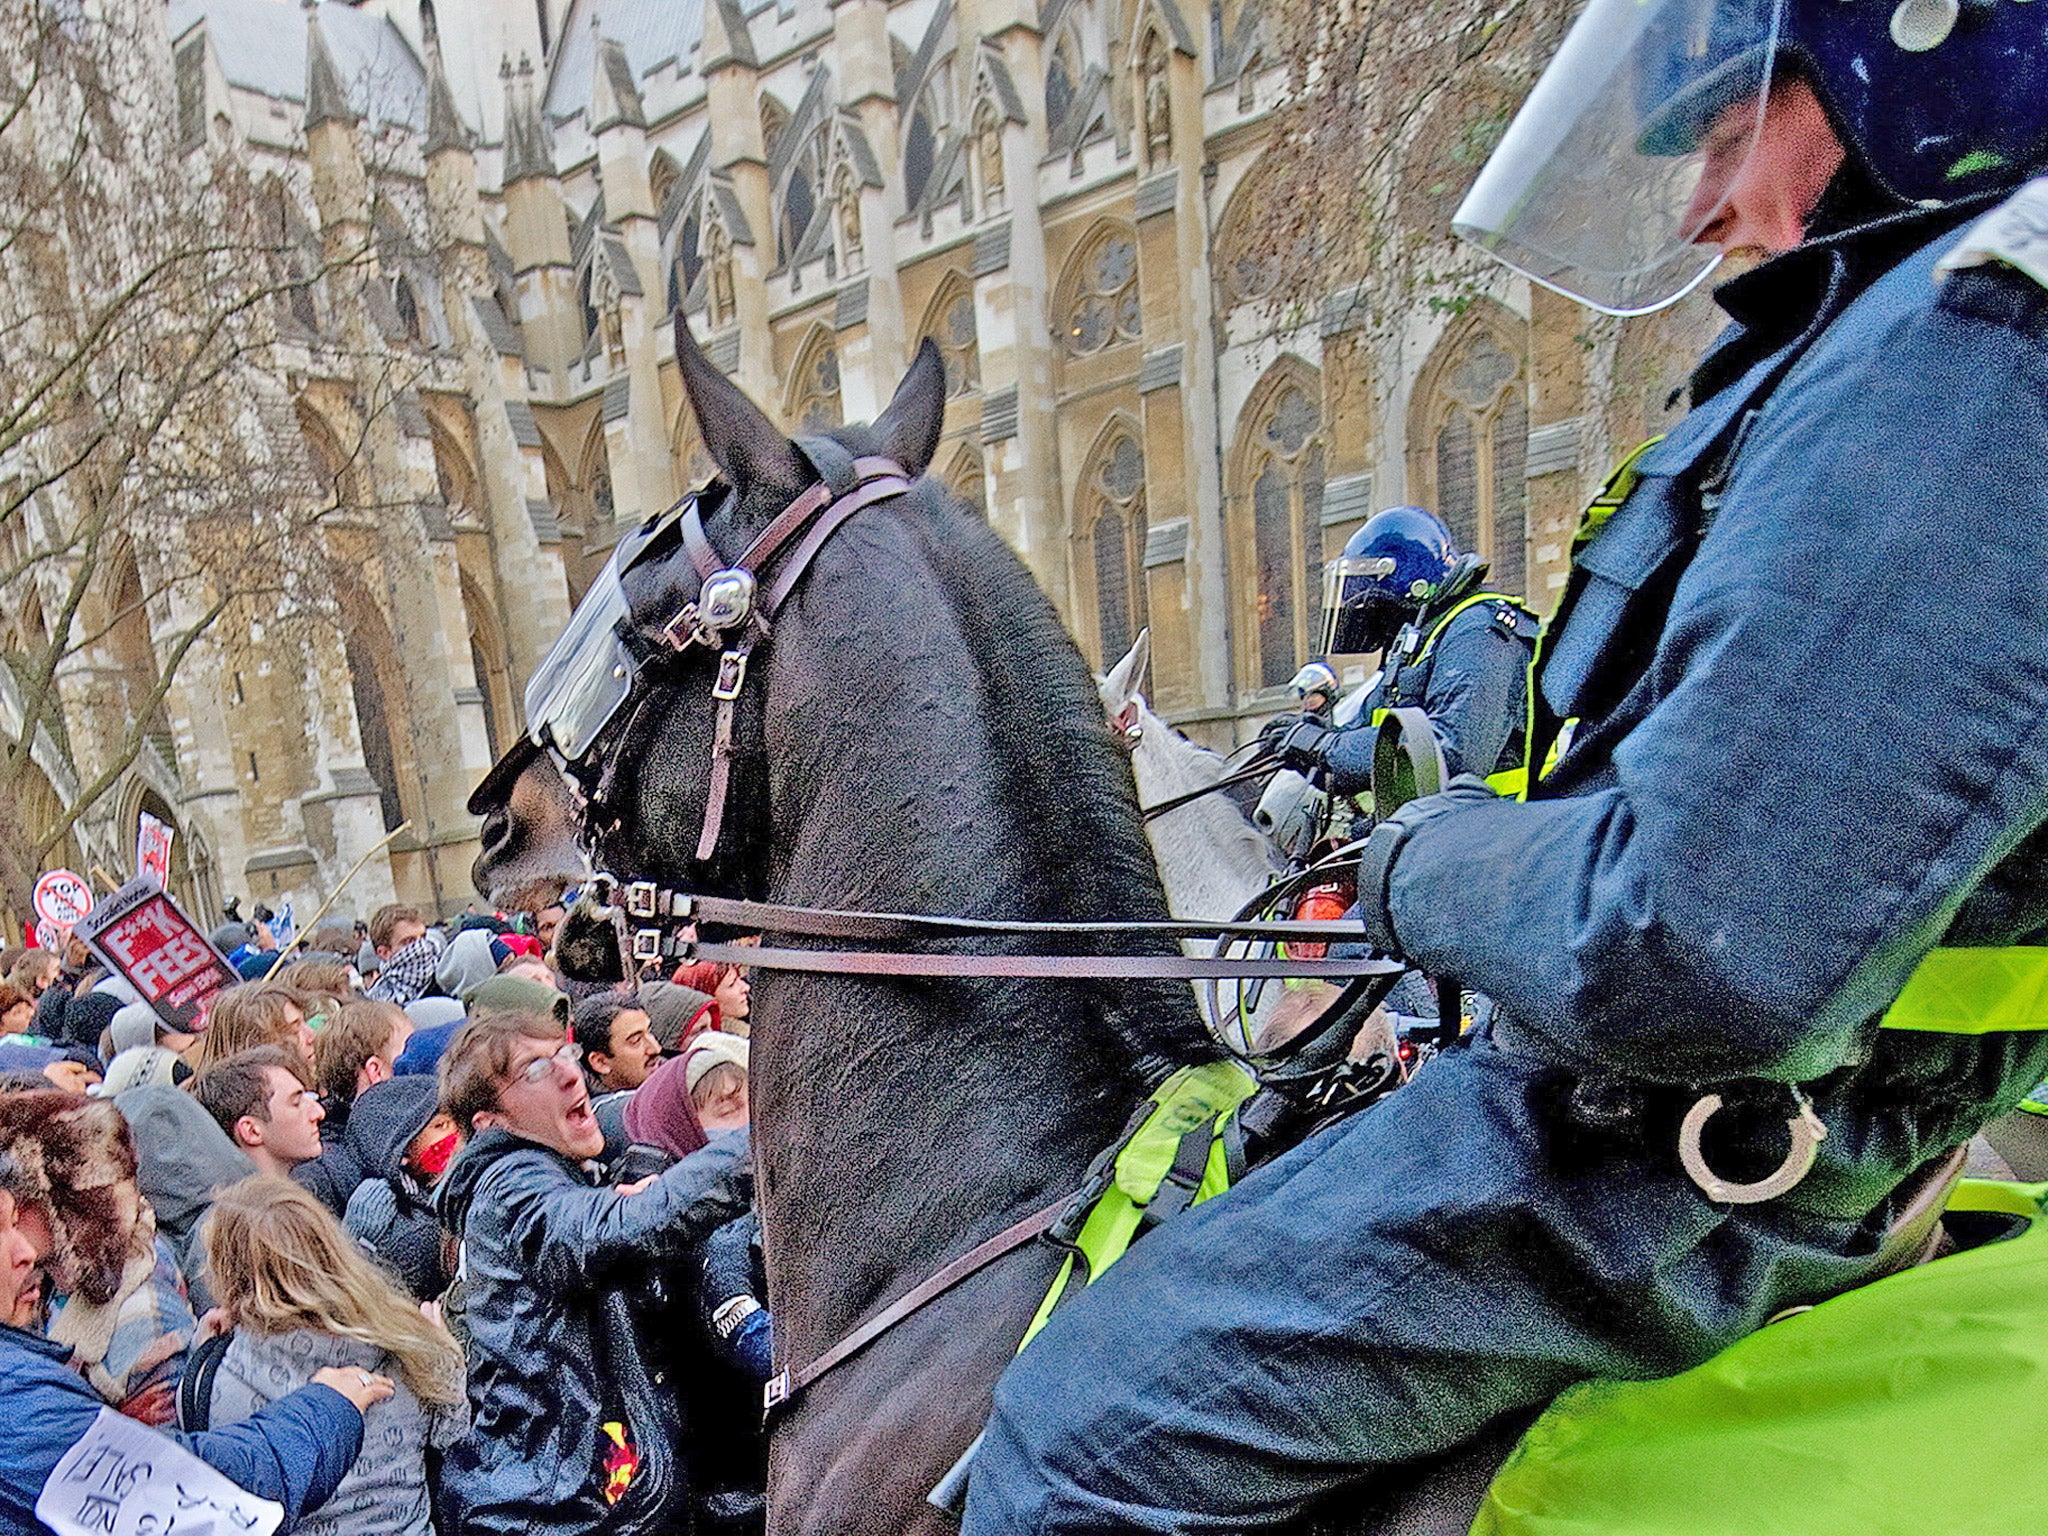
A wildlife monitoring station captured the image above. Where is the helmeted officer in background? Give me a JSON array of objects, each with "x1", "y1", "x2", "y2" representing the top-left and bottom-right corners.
[
  {"x1": 1263, "y1": 506, "x2": 1540, "y2": 793},
  {"x1": 962, "y1": 1, "x2": 2048, "y2": 1531}
]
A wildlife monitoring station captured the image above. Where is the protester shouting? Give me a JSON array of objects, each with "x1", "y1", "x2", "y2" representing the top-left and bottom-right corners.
[{"x1": 433, "y1": 1010, "x2": 751, "y2": 1536}]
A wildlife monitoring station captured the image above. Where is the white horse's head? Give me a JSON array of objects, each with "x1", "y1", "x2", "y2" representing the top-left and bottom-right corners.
[{"x1": 1096, "y1": 631, "x2": 1283, "y2": 918}]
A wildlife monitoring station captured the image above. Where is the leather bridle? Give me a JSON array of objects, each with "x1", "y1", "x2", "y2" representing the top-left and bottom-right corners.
[{"x1": 570, "y1": 445, "x2": 915, "y2": 869}]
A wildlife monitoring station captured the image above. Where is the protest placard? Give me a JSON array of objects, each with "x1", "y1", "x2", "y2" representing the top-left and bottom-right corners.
[
  {"x1": 75, "y1": 879, "x2": 239, "y2": 1035},
  {"x1": 35, "y1": 1406, "x2": 284, "y2": 1536}
]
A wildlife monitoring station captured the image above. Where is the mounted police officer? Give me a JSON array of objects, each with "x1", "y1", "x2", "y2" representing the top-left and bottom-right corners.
[
  {"x1": 962, "y1": 1, "x2": 2048, "y2": 1530},
  {"x1": 1263, "y1": 506, "x2": 1540, "y2": 795}
]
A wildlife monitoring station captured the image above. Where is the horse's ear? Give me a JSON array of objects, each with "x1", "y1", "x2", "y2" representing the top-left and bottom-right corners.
[
  {"x1": 871, "y1": 338, "x2": 946, "y2": 479},
  {"x1": 673, "y1": 313, "x2": 807, "y2": 500},
  {"x1": 1100, "y1": 628, "x2": 1152, "y2": 709}
]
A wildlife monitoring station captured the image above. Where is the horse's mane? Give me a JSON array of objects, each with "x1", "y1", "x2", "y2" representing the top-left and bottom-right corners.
[{"x1": 831, "y1": 442, "x2": 1218, "y2": 1075}]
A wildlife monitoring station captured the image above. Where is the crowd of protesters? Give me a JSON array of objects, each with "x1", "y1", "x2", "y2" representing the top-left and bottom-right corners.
[{"x1": 0, "y1": 880, "x2": 767, "y2": 1536}]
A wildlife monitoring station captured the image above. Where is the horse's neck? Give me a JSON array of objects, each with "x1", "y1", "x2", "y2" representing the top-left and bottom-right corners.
[
  {"x1": 749, "y1": 513, "x2": 1192, "y2": 1355},
  {"x1": 1131, "y1": 705, "x2": 1284, "y2": 922}
]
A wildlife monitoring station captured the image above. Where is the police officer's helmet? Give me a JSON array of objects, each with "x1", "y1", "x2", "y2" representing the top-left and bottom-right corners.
[
  {"x1": 1456, "y1": 0, "x2": 2048, "y2": 315},
  {"x1": 1320, "y1": 507, "x2": 1456, "y2": 657}
]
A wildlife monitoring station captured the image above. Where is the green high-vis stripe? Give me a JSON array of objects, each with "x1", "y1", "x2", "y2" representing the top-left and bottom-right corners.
[{"x1": 1878, "y1": 947, "x2": 2048, "y2": 1035}]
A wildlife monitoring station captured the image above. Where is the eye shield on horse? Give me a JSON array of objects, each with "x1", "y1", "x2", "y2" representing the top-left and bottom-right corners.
[{"x1": 521, "y1": 486, "x2": 729, "y2": 767}]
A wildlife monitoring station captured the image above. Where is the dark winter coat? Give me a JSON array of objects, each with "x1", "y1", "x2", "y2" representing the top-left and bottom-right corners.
[
  {"x1": 341, "y1": 1077, "x2": 448, "y2": 1301},
  {"x1": 434, "y1": 1127, "x2": 752, "y2": 1536},
  {"x1": 0, "y1": 1320, "x2": 362, "y2": 1536},
  {"x1": 292, "y1": 1123, "x2": 365, "y2": 1220}
]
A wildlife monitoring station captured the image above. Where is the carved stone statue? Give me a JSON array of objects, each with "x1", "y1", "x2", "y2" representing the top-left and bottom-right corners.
[
  {"x1": 835, "y1": 168, "x2": 864, "y2": 272},
  {"x1": 974, "y1": 100, "x2": 1005, "y2": 213},
  {"x1": 594, "y1": 259, "x2": 625, "y2": 364},
  {"x1": 1141, "y1": 37, "x2": 1171, "y2": 166},
  {"x1": 706, "y1": 221, "x2": 735, "y2": 328}
]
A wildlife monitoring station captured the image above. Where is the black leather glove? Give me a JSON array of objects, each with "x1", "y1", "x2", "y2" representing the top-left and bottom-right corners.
[
  {"x1": 1257, "y1": 714, "x2": 1338, "y2": 773},
  {"x1": 1356, "y1": 774, "x2": 1502, "y2": 955}
]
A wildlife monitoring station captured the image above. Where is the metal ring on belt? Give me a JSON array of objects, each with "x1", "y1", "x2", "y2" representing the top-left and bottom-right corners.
[{"x1": 1677, "y1": 1087, "x2": 1828, "y2": 1205}]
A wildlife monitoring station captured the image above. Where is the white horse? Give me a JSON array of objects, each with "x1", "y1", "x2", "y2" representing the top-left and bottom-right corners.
[
  {"x1": 1099, "y1": 633, "x2": 1291, "y2": 1049},
  {"x1": 1098, "y1": 630, "x2": 1286, "y2": 923}
]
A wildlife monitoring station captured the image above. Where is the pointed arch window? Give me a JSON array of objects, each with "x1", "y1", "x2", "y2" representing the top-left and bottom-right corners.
[
  {"x1": 429, "y1": 421, "x2": 476, "y2": 521},
  {"x1": 1236, "y1": 377, "x2": 1327, "y2": 690},
  {"x1": 394, "y1": 277, "x2": 424, "y2": 345},
  {"x1": 288, "y1": 259, "x2": 320, "y2": 333},
  {"x1": 779, "y1": 127, "x2": 829, "y2": 266},
  {"x1": 924, "y1": 280, "x2": 979, "y2": 398},
  {"x1": 792, "y1": 338, "x2": 842, "y2": 431},
  {"x1": 670, "y1": 196, "x2": 704, "y2": 315},
  {"x1": 904, "y1": 93, "x2": 938, "y2": 210},
  {"x1": 650, "y1": 152, "x2": 682, "y2": 215},
  {"x1": 1046, "y1": 31, "x2": 1079, "y2": 138},
  {"x1": 1425, "y1": 327, "x2": 1528, "y2": 599},
  {"x1": 584, "y1": 431, "x2": 615, "y2": 524},
  {"x1": 760, "y1": 97, "x2": 790, "y2": 164},
  {"x1": 1063, "y1": 229, "x2": 1140, "y2": 356},
  {"x1": 1084, "y1": 433, "x2": 1148, "y2": 666},
  {"x1": 945, "y1": 443, "x2": 987, "y2": 518}
]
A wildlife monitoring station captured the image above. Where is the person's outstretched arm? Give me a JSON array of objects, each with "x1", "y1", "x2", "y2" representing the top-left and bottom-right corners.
[{"x1": 502, "y1": 1132, "x2": 754, "y2": 1291}]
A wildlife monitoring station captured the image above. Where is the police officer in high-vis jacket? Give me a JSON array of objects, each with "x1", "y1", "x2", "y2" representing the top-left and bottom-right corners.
[
  {"x1": 1263, "y1": 506, "x2": 1540, "y2": 793},
  {"x1": 962, "y1": 2, "x2": 2048, "y2": 1531}
]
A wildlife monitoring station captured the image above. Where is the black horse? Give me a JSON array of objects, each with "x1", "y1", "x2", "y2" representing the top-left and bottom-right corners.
[{"x1": 472, "y1": 317, "x2": 1242, "y2": 1535}]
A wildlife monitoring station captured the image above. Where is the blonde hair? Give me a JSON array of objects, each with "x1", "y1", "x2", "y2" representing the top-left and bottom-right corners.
[
  {"x1": 202, "y1": 1176, "x2": 464, "y2": 1405},
  {"x1": 195, "y1": 985, "x2": 309, "y2": 1074},
  {"x1": 271, "y1": 961, "x2": 353, "y2": 1010}
]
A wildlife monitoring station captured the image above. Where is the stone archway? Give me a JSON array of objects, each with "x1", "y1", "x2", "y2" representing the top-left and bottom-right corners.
[
  {"x1": 333, "y1": 578, "x2": 419, "y2": 835},
  {"x1": 460, "y1": 571, "x2": 518, "y2": 760}
]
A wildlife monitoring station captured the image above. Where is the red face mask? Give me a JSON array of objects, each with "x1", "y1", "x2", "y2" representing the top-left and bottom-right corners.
[{"x1": 412, "y1": 1132, "x2": 460, "y2": 1180}]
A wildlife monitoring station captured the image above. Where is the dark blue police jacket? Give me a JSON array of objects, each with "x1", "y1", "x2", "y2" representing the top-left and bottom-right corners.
[
  {"x1": 1323, "y1": 594, "x2": 1538, "y2": 791},
  {"x1": 958, "y1": 195, "x2": 2048, "y2": 1536}
]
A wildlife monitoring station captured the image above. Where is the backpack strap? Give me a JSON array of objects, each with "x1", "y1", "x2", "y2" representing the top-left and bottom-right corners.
[{"x1": 178, "y1": 1329, "x2": 232, "y2": 1433}]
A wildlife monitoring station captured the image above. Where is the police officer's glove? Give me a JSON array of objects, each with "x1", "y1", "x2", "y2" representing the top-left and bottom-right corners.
[
  {"x1": 1356, "y1": 774, "x2": 1502, "y2": 956},
  {"x1": 1257, "y1": 713, "x2": 1338, "y2": 773}
]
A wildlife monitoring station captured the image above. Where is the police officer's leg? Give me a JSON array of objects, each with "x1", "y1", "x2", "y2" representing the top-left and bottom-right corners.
[{"x1": 962, "y1": 1037, "x2": 1876, "y2": 1536}]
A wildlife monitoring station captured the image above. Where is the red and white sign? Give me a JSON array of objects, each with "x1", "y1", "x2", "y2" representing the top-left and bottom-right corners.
[
  {"x1": 32, "y1": 869, "x2": 94, "y2": 929},
  {"x1": 135, "y1": 812, "x2": 174, "y2": 889},
  {"x1": 75, "y1": 878, "x2": 239, "y2": 1034}
]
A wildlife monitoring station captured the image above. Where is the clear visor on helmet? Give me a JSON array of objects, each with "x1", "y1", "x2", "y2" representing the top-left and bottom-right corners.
[
  {"x1": 1321, "y1": 554, "x2": 1397, "y2": 620},
  {"x1": 1320, "y1": 554, "x2": 1406, "y2": 656},
  {"x1": 523, "y1": 556, "x2": 636, "y2": 763},
  {"x1": 1453, "y1": 0, "x2": 1783, "y2": 316}
]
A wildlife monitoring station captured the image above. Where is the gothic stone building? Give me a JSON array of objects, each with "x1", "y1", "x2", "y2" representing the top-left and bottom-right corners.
[{"x1": 82, "y1": 0, "x2": 1716, "y2": 920}]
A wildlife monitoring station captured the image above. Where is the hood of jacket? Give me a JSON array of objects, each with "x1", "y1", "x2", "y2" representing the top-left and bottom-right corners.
[
  {"x1": 435, "y1": 929, "x2": 504, "y2": 1003},
  {"x1": 345, "y1": 1075, "x2": 442, "y2": 1183},
  {"x1": 116, "y1": 1083, "x2": 253, "y2": 1234}
]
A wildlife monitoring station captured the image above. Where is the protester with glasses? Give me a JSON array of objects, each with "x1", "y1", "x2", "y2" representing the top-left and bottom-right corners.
[{"x1": 432, "y1": 1011, "x2": 752, "y2": 1536}]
